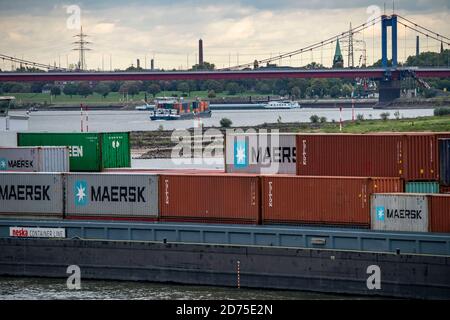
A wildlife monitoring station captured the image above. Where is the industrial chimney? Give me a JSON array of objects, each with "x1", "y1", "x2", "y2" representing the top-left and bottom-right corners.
[
  {"x1": 199, "y1": 39, "x2": 204, "y2": 65},
  {"x1": 416, "y1": 36, "x2": 420, "y2": 57}
]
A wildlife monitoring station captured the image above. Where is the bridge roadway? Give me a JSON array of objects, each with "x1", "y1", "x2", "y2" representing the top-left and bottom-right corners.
[{"x1": 0, "y1": 68, "x2": 449, "y2": 82}]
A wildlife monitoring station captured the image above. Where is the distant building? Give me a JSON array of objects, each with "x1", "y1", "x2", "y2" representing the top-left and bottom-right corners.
[{"x1": 333, "y1": 39, "x2": 344, "y2": 68}]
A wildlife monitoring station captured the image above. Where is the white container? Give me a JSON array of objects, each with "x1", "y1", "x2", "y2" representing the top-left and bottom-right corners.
[
  {"x1": 0, "y1": 132, "x2": 17, "y2": 147},
  {"x1": 65, "y1": 173, "x2": 159, "y2": 217},
  {"x1": 371, "y1": 193, "x2": 429, "y2": 232},
  {"x1": 0, "y1": 147, "x2": 69, "y2": 172},
  {"x1": 225, "y1": 132, "x2": 296, "y2": 174},
  {"x1": 0, "y1": 172, "x2": 64, "y2": 216}
]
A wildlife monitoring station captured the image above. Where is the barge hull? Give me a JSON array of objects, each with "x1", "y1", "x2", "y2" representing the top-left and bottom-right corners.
[{"x1": 1, "y1": 237, "x2": 450, "y2": 299}]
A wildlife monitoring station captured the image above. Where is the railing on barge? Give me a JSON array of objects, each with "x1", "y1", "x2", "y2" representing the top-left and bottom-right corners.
[{"x1": 0, "y1": 219, "x2": 449, "y2": 256}]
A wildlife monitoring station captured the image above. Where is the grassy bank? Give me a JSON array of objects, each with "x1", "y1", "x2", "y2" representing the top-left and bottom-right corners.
[
  {"x1": 132, "y1": 115, "x2": 450, "y2": 158},
  {"x1": 300, "y1": 116, "x2": 450, "y2": 133}
]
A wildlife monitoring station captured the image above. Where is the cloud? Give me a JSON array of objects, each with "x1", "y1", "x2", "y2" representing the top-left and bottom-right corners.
[
  {"x1": 0, "y1": 1, "x2": 448, "y2": 70},
  {"x1": 92, "y1": 22, "x2": 115, "y2": 34}
]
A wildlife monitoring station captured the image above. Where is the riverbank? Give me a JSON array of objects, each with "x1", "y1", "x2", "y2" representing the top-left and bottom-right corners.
[
  {"x1": 9, "y1": 91, "x2": 449, "y2": 110},
  {"x1": 131, "y1": 115, "x2": 450, "y2": 159}
]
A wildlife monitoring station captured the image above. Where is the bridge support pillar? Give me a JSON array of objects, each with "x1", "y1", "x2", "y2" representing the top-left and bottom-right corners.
[
  {"x1": 379, "y1": 79, "x2": 401, "y2": 103},
  {"x1": 381, "y1": 15, "x2": 398, "y2": 68}
]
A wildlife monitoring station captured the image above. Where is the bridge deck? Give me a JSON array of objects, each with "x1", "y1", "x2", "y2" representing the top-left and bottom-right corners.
[{"x1": 0, "y1": 68, "x2": 449, "y2": 82}]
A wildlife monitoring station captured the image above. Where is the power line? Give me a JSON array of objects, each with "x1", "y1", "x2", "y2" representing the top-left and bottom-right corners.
[{"x1": 72, "y1": 26, "x2": 92, "y2": 71}]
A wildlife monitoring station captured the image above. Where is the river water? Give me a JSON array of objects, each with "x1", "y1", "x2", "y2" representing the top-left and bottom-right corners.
[
  {"x1": 9, "y1": 107, "x2": 434, "y2": 132},
  {"x1": 2, "y1": 107, "x2": 420, "y2": 300},
  {"x1": 0, "y1": 276, "x2": 365, "y2": 300}
]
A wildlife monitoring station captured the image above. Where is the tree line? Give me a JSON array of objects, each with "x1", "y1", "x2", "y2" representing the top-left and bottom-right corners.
[{"x1": 0, "y1": 78, "x2": 364, "y2": 99}]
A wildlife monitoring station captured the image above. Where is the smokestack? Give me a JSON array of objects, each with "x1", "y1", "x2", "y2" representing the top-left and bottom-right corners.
[
  {"x1": 199, "y1": 39, "x2": 204, "y2": 65},
  {"x1": 416, "y1": 36, "x2": 420, "y2": 57},
  {"x1": 137, "y1": 59, "x2": 140, "y2": 69},
  {"x1": 151, "y1": 59, "x2": 154, "y2": 70}
]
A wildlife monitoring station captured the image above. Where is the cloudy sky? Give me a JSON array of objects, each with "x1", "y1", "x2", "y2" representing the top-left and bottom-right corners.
[{"x1": 0, "y1": 0, "x2": 449, "y2": 70}]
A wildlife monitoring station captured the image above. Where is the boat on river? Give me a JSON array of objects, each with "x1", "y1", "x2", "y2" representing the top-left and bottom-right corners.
[
  {"x1": 150, "y1": 97, "x2": 211, "y2": 120},
  {"x1": 263, "y1": 100, "x2": 301, "y2": 109}
]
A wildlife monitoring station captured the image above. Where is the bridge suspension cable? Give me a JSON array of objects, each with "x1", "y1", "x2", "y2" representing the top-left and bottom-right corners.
[
  {"x1": 220, "y1": 16, "x2": 382, "y2": 70},
  {"x1": 396, "y1": 15, "x2": 450, "y2": 42},
  {"x1": 396, "y1": 20, "x2": 450, "y2": 46},
  {"x1": 0, "y1": 54, "x2": 67, "y2": 71}
]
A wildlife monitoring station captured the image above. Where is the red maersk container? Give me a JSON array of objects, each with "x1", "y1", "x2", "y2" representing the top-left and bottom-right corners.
[
  {"x1": 261, "y1": 175, "x2": 403, "y2": 227},
  {"x1": 159, "y1": 174, "x2": 261, "y2": 224},
  {"x1": 296, "y1": 133, "x2": 450, "y2": 181}
]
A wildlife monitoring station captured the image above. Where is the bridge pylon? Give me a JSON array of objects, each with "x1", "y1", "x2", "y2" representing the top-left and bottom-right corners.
[
  {"x1": 379, "y1": 15, "x2": 400, "y2": 104},
  {"x1": 381, "y1": 14, "x2": 398, "y2": 69}
]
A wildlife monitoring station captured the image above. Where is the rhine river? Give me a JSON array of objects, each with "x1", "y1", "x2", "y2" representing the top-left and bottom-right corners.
[
  {"x1": 0, "y1": 276, "x2": 369, "y2": 300},
  {"x1": 10, "y1": 107, "x2": 434, "y2": 132},
  {"x1": 1, "y1": 107, "x2": 418, "y2": 299}
]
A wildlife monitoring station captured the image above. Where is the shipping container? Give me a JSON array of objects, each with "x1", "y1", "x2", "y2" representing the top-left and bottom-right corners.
[
  {"x1": 261, "y1": 175, "x2": 403, "y2": 227},
  {"x1": 100, "y1": 133, "x2": 131, "y2": 169},
  {"x1": 296, "y1": 134, "x2": 403, "y2": 178},
  {"x1": 371, "y1": 194, "x2": 450, "y2": 233},
  {"x1": 296, "y1": 133, "x2": 450, "y2": 181},
  {"x1": 405, "y1": 181, "x2": 440, "y2": 194},
  {"x1": 0, "y1": 147, "x2": 69, "y2": 172},
  {"x1": 402, "y1": 134, "x2": 438, "y2": 181},
  {"x1": 0, "y1": 172, "x2": 64, "y2": 217},
  {"x1": 226, "y1": 133, "x2": 296, "y2": 174},
  {"x1": 429, "y1": 195, "x2": 450, "y2": 233},
  {"x1": 439, "y1": 139, "x2": 450, "y2": 186},
  {"x1": 0, "y1": 132, "x2": 17, "y2": 147},
  {"x1": 17, "y1": 132, "x2": 130, "y2": 171},
  {"x1": 65, "y1": 173, "x2": 158, "y2": 218},
  {"x1": 159, "y1": 174, "x2": 260, "y2": 224},
  {"x1": 371, "y1": 194, "x2": 429, "y2": 232},
  {"x1": 440, "y1": 185, "x2": 450, "y2": 194}
]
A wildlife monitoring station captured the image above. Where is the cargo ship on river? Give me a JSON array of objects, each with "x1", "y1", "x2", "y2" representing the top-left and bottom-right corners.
[
  {"x1": 149, "y1": 97, "x2": 211, "y2": 120},
  {"x1": 0, "y1": 132, "x2": 450, "y2": 299}
]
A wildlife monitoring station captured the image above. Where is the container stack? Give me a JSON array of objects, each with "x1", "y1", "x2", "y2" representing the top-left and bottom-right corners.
[
  {"x1": 17, "y1": 132, "x2": 131, "y2": 171},
  {"x1": 223, "y1": 131, "x2": 450, "y2": 232},
  {"x1": 1, "y1": 131, "x2": 449, "y2": 234}
]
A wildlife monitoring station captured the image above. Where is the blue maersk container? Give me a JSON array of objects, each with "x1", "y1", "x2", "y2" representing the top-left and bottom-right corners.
[{"x1": 439, "y1": 139, "x2": 450, "y2": 186}]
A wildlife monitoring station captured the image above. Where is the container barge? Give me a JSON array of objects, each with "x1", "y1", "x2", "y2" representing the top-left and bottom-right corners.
[
  {"x1": 1, "y1": 132, "x2": 450, "y2": 299},
  {"x1": 149, "y1": 97, "x2": 211, "y2": 120}
]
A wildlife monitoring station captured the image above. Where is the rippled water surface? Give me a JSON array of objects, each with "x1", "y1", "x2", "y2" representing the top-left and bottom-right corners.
[{"x1": 0, "y1": 276, "x2": 367, "y2": 300}]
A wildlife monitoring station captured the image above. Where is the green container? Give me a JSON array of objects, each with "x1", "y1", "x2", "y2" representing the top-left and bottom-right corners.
[
  {"x1": 17, "y1": 132, "x2": 130, "y2": 171},
  {"x1": 405, "y1": 181, "x2": 440, "y2": 194},
  {"x1": 101, "y1": 132, "x2": 131, "y2": 169}
]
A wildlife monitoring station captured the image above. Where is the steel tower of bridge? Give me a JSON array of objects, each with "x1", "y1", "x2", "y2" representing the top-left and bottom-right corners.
[{"x1": 381, "y1": 14, "x2": 398, "y2": 68}]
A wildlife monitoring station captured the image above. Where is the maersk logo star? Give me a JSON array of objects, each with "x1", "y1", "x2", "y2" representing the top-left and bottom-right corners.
[
  {"x1": 74, "y1": 180, "x2": 88, "y2": 206},
  {"x1": 376, "y1": 206, "x2": 385, "y2": 221},
  {"x1": 234, "y1": 141, "x2": 248, "y2": 168},
  {"x1": 0, "y1": 158, "x2": 7, "y2": 170}
]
